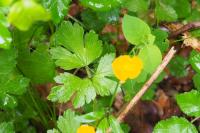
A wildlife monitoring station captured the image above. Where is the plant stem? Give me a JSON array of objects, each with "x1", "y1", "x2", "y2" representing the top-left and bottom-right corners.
[
  {"x1": 169, "y1": 21, "x2": 200, "y2": 38},
  {"x1": 85, "y1": 66, "x2": 92, "y2": 78},
  {"x1": 191, "y1": 117, "x2": 200, "y2": 123},
  {"x1": 48, "y1": 22, "x2": 54, "y2": 34},
  {"x1": 73, "y1": 68, "x2": 79, "y2": 75},
  {"x1": 109, "y1": 82, "x2": 120, "y2": 108},
  {"x1": 28, "y1": 88, "x2": 49, "y2": 128},
  {"x1": 67, "y1": 14, "x2": 86, "y2": 28}
]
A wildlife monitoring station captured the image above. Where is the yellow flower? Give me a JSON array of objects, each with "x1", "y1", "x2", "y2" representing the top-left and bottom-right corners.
[
  {"x1": 77, "y1": 125, "x2": 95, "y2": 133},
  {"x1": 112, "y1": 55, "x2": 143, "y2": 82}
]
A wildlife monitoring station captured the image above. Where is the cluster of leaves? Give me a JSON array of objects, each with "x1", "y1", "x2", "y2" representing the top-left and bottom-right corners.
[
  {"x1": 47, "y1": 109, "x2": 125, "y2": 133},
  {"x1": 153, "y1": 34, "x2": 200, "y2": 133},
  {"x1": 153, "y1": 88, "x2": 200, "y2": 132},
  {"x1": 0, "y1": 0, "x2": 200, "y2": 133}
]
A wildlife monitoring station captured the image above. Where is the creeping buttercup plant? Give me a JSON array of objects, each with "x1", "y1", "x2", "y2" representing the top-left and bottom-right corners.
[{"x1": 1, "y1": 0, "x2": 200, "y2": 133}]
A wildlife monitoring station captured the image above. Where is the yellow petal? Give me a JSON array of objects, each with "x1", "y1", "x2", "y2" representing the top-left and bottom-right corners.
[
  {"x1": 112, "y1": 55, "x2": 143, "y2": 82},
  {"x1": 128, "y1": 56, "x2": 143, "y2": 79},
  {"x1": 77, "y1": 125, "x2": 95, "y2": 133}
]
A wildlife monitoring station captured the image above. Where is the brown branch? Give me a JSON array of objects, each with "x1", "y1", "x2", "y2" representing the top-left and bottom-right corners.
[
  {"x1": 169, "y1": 21, "x2": 200, "y2": 38},
  {"x1": 117, "y1": 46, "x2": 177, "y2": 122}
]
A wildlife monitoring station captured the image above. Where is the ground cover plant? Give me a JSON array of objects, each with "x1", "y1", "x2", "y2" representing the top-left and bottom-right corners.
[{"x1": 1, "y1": 0, "x2": 200, "y2": 133}]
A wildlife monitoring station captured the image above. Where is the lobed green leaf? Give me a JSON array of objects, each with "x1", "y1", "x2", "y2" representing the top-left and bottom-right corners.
[{"x1": 51, "y1": 21, "x2": 103, "y2": 70}]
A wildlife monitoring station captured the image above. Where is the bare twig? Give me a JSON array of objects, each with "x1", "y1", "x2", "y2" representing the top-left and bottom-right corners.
[
  {"x1": 117, "y1": 46, "x2": 177, "y2": 122},
  {"x1": 169, "y1": 21, "x2": 200, "y2": 38},
  {"x1": 191, "y1": 117, "x2": 200, "y2": 123}
]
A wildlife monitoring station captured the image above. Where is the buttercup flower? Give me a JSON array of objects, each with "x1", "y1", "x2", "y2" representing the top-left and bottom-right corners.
[
  {"x1": 77, "y1": 125, "x2": 95, "y2": 133},
  {"x1": 112, "y1": 55, "x2": 143, "y2": 82}
]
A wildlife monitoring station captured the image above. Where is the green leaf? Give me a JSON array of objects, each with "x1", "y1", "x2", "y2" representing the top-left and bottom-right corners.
[
  {"x1": 123, "y1": 0, "x2": 149, "y2": 13},
  {"x1": 48, "y1": 73, "x2": 96, "y2": 108},
  {"x1": 0, "y1": 71, "x2": 29, "y2": 109},
  {"x1": 0, "y1": 94, "x2": 17, "y2": 110},
  {"x1": 96, "y1": 117, "x2": 109, "y2": 133},
  {"x1": 190, "y1": 29, "x2": 200, "y2": 38},
  {"x1": 122, "y1": 15, "x2": 152, "y2": 45},
  {"x1": 134, "y1": 70, "x2": 148, "y2": 83},
  {"x1": 50, "y1": 46, "x2": 84, "y2": 70},
  {"x1": 189, "y1": 50, "x2": 200, "y2": 74},
  {"x1": 176, "y1": 90, "x2": 200, "y2": 117},
  {"x1": 152, "y1": 29, "x2": 169, "y2": 53},
  {"x1": 0, "y1": 0, "x2": 13, "y2": 6},
  {"x1": 0, "y1": 48, "x2": 17, "y2": 75},
  {"x1": 51, "y1": 21, "x2": 102, "y2": 70},
  {"x1": 8, "y1": 0, "x2": 50, "y2": 31},
  {"x1": 97, "y1": 116, "x2": 124, "y2": 133},
  {"x1": 120, "y1": 123, "x2": 130, "y2": 133},
  {"x1": 155, "y1": 72, "x2": 166, "y2": 83},
  {"x1": 142, "y1": 84, "x2": 156, "y2": 100},
  {"x1": 0, "y1": 72, "x2": 29, "y2": 95},
  {"x1": 97, "y1": 9, "x2": 120, "y2": 24},
  {"x1": 193, "y1": 74, "x2": 200, "y2": 90},
  {"x1": 81, "y1": 9, "x2": 120, "y2": 32},
  {"x1": 43, "y1": 0, "x2": 71, "y2": 24},
  {"x1": 0, "y1": 23, "x2": 12, "y2": 49},
  {"x1": 0, "y1": 11, "x2": 9, "y2": 27},
  {"x1": 49, "y1": 110, "x2": 80, "y2": 133},
  {"x1": 48, "y1": 54, "x2": 118, "y2": 108},
  {"x1": 102, "y1": 43, "x2": 116, "y2": 56},
  {"x1": 168, "y1": 56, "x2": 189, "y2": 78},
  {"x1": 123, "y1": 79, "x2": 155, "y2": 101},
  {"x1": 172, "y1": 0, "x2": 191, "y2": 18},
  {"x1": 0, "y1": 48, "x2": 29, "y2": 109},
  {"x1": 153, "y1": 117, "x2": 198, "y2": 133},
  {"x1": 80, "y1": 0, "x2": 122, "y2": 11},
  {"x1": 0, "y1": 122, "x2": 14, "y2": 133},
  {"x1": 57, "y1": 110, "x2": 80, "y2": 133},
  {"x1": 76, "y1": 111, "x2": 104, "y2": 123},
  {"x1": 73, "y1": 78, "x2": 96, "y2": 108},
  {"x1": 162, "y1": 0, "x2": 191, "y2": 19},
  {"x1": 109, "y1": 116, "x2": 124, "y2": 133},
  {"x1": 155, "y1": 1, "x2": 177, "y2": 22},
  {"x1": 139, "y1": 44, "x2": 162, "y2": 74},
  {"x1": 93, "y1": 54, "x2": 119, "y2": 96},
  {"x1": 17, "y1": 44, "x2": 55, "y2": 84},
  {"x1": 81, "y1": 9, "x2": 106, "y2": 31},
  {"x1": 0, "y1": 12, "x2": 11, "y2": 49},
  {"x1": 186, "y1": 9, "x2": 200, "y2": 22},
  {"x1": 83, "y1": 97, "x2": 110, "y2": 113},
  {"x1": 47, "y1": 129, "x2": 59, "y2": 133}
]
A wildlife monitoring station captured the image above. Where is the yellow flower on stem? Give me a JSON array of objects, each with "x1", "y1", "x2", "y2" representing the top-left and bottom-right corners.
[
  {"x1": 77, "y1": 125, "x2": 95, "y2": 133},
  {"x1": 112, "y1": 55, "x2": 143, "y2": 83}
]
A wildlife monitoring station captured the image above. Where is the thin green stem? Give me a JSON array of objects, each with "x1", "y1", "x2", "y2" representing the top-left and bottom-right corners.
[
  {"x1": 48, "y1": 22, "x2": 55, "y2": 34},
  {"x1": 28, "y1": 88, "x2": 49, "y2": 129},
  {"x1": 85, "y1": 66, "x2": 92, "y2": 78},
  {"x1": 94, "y1": 83, "x2": 121, "y2": 128},
  {"x1": 67, "y1": 14, "x2": 86, "y2": 28},
  {"x1": 109, "y1": 82, "x2": 120, "y2": 108},
  {"x1": 46, "y1": 103, "x2": 57, "y2": 124},
  {"x1": 16, "y1": 64, "x2": 50, "y2": 128}
]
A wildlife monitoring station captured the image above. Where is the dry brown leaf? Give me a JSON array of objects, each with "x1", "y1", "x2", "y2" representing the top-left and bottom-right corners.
[{"x1": 183, "y1": 33, "x2": 200, "y2": 52}]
